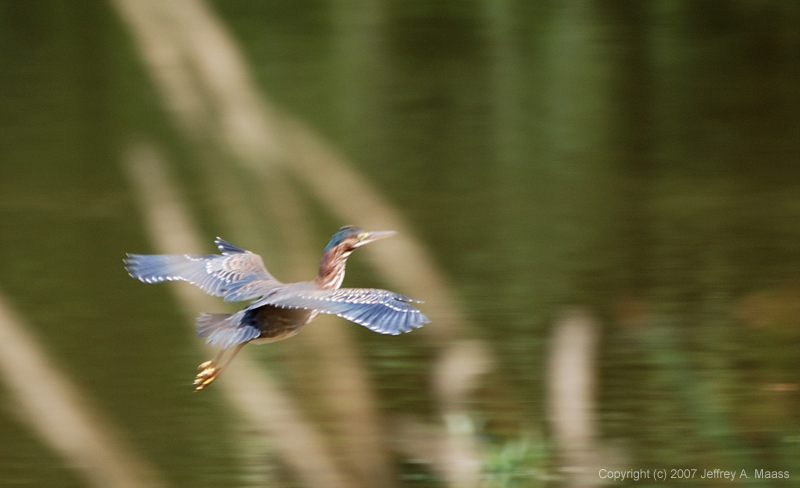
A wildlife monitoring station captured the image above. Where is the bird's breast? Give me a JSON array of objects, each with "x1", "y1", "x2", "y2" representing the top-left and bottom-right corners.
[{"x1": 246, "y1": 304, "x2": 317, "y2": 342}]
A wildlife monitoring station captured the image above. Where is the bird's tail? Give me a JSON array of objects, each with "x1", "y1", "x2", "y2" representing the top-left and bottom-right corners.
[{"x1": 196, "y1": 312, "x2": 260, "y2": 349}]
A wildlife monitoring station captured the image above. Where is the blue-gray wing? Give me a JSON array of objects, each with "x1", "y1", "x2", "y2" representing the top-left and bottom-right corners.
[
  {"x1": 255, "y1": 286, "x2": 429, "y2": 334},
  {"x1": 195, "y1": 311, "x2": 262, "y2": 349},
  {"x1": 125, "y1": 238, "x2": 281, "y2": 301}
]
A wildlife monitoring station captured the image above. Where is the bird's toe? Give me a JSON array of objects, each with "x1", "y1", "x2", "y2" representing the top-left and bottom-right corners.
[{"x1": 194, "y1": 362, "x2": 220, "y2": 391}]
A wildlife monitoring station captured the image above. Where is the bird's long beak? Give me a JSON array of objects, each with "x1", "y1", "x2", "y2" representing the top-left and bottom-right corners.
[{"x1": 357, "y1": 230, "x2": 396, "y2": 247}]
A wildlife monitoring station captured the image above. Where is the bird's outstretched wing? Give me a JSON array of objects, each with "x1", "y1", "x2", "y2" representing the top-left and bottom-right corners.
[
  {"x1": 125, "y1": 238, "x2": 281, "y2": 301},
  {"x1": 253, "y1": 285, "x2": 429, "y2": 335}
]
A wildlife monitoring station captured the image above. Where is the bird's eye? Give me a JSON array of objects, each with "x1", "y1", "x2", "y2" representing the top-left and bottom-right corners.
[{"x1": 357, "y1": 232, "x2": 368, "y2": 240}]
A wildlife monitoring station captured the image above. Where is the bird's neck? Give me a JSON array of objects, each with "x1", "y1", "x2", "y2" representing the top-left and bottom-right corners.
[{"x1": 315, "y1": 247, "x2": 351, "y2": 289}]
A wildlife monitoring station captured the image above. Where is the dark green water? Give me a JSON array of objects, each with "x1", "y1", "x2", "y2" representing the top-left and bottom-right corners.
[{"x1": 1, "y1": 1, "x2": 799, "y2": 486}]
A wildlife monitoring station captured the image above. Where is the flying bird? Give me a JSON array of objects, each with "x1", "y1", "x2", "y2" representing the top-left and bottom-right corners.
[{"x1": 125, "y1": 226, "x2": 428, "y2": 390}]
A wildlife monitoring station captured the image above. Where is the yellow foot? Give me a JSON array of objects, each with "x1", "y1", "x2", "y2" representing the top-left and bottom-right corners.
[{"x1": 194, "y1": 361, "x2": 220, "y2": 391}]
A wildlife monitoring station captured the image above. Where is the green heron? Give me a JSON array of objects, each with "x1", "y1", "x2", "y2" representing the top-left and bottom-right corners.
[{"x1": 125, "y1": 226, "x2": 428, "y2": 390}]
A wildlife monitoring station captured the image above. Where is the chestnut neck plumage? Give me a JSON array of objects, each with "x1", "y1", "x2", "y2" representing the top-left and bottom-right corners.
[{"x1": 314, "y1": 245, "x2": 353, "y2": 290}]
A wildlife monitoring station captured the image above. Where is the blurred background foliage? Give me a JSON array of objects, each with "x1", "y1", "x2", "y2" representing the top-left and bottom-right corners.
[{"x1": 1, "y1": 0, "x2": 800, "y2": 487}]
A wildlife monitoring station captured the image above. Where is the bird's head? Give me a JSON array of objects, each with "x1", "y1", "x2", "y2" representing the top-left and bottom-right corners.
[
  {"x1": 323, "y1": 226, "x2": 396, "y2": 253},
  {"x1": 317, "y1": 226, "x2": 395, "y2": 289}
]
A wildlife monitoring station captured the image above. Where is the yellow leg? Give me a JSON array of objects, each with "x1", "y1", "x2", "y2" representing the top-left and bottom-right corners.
[
  {"x1": 197, "y1": 348, "x2": 225, "y2": 372},
  {"x1": 194, "y1": 343, "x2": 245, "y2": 391}
]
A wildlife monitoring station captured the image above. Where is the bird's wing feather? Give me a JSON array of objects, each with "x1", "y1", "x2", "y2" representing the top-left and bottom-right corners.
[
  {"x1": 253, "y1": 286, "x2": 429, "y2": 335},
  {"x1": 195, "y1": 312, "x2": 261, "y2": 349},
  {"x1": 125, "y1": 238, "x2": 281, "y2": 301}
]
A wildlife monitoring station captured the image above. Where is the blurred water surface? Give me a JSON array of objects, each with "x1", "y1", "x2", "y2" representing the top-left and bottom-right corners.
[{"x1": 1, "y1": 1, "x2": 799, "y2": 487}]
